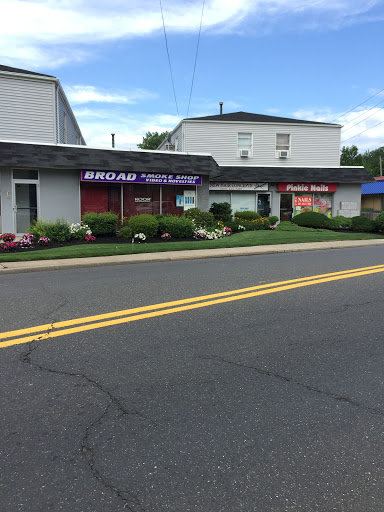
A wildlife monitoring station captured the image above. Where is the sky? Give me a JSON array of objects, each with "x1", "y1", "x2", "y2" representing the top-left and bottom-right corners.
[{"x1": 1, "y1": 0, "x2": 384, "y2": 153}]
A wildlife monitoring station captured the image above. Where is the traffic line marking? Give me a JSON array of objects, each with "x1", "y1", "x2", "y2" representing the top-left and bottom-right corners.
[{"x1": 1, "y1": 263, "x2": 384, "y2": 349}]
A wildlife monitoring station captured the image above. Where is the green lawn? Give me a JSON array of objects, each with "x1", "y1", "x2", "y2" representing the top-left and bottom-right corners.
[{"x1": 1, "y1": 229, "x2": 384, "y2": 262}]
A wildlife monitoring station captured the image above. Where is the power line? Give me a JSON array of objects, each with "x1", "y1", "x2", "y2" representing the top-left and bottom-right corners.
[
  {"x1": 341, "y1": 98, "x2": 384, "y2": 130},
  {"x1": 186, "y1": 1, "x2": 205, "y2": 119},
  {"x1": 330, "y1": 87, "x2": 384, "y2": 123},
  {"x1": 159, "y1": 0, "x2": 180, "y2": 119},
  {"x1": 341, "y1": 119, "x2": 384, "y2": 144},
  {"x1": 342, "y1": 105, "x2": 384, "y2": 134}
]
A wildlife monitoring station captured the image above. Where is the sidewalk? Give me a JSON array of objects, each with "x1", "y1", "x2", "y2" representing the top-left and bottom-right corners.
[{"x1": 1, "y1": 239, "x2": 384, "y2": 275}]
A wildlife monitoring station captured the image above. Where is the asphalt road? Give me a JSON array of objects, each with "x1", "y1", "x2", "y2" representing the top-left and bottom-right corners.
[{"x1": 1, "y1": 246, "x2": 384, "y2": 512}]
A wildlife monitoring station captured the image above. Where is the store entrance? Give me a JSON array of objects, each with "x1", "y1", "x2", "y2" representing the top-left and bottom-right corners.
[{"x1": 280, "y1": 193, "x2": 293, "y2": 221}]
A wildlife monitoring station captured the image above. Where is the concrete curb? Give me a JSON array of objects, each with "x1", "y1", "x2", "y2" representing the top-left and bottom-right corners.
[{"x1": 1, "y1": 239, "x2": 384, "y2": 275}]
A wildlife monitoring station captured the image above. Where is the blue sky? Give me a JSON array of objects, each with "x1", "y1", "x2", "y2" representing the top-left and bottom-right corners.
[{"x1": 1, "y1": 0, "x2": 384, "y2": 152}]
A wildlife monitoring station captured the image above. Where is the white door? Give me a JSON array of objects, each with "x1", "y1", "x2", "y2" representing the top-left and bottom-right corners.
[{"x1": 183, "y1": 190, "x2": 196, "y2": 211}]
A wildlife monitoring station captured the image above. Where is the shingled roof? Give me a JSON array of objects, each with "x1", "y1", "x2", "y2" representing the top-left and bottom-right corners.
[
  {"x1": 0, "y1": 141, "x2": 219, "y2": 176},
  {"x1": 212, "y1": 166, "x2": 374, "y2": 184},
  {"x1": 185, "y1": 111, "x2": 338, "y2": 126},
  {"x1": 0, "y1": 65, "x2": 54, "y2": 78}
]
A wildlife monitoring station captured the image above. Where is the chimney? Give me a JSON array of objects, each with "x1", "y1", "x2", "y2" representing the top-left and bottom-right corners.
[
  {"x1": 111, "y1": 133, "x2": 115, "y2": 148},
  {"x1": 219, "y1": 102, "x2": 223, "y2": 115}
]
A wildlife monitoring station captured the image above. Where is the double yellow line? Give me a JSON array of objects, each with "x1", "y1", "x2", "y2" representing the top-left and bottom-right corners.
[{"x1": 1, "y1": 263, "x2": 384, "y2": 350}]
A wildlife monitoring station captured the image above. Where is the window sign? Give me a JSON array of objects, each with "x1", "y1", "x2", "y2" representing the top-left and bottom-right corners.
[{"x1": 176, "y1": 195, "x2": 184, "y2": 207}]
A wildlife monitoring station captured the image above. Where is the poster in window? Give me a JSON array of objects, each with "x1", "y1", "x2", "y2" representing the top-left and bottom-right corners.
[
  {"x1": 294, "y1": 193, "x2": 313, "y2": 216},
  {"x1": 314, "y1": 193, "x2": 332, "y2": 217},
  {"x1": 176, "y1": 195, "x2": 184, "y2": 207}
]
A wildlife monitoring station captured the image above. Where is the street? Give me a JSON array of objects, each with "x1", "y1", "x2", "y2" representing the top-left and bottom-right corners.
[{"x1": 1, "y1": 247, "x2": 384, "y2": 511}]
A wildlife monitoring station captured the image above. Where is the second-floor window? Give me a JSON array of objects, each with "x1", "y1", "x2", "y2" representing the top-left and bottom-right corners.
[
  {"x1": 238, "y1": 133, "x2": 252, "y2": 157},
  {"x1": 276, "y1": 133, "x2": 290, "y2": 157}
]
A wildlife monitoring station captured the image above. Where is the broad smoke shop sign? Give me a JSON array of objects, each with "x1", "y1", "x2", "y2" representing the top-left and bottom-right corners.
[
  {"x1": 81, "y1": 170, "x2": 202, "y2": 186},
  {"x1": 278, "y1": 183, "x2": 337, "y2": 192}
]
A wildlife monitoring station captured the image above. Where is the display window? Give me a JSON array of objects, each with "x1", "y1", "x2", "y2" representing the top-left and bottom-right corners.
[{"x1": 313, "y1": 193, "x2": 332, "y2": 217}]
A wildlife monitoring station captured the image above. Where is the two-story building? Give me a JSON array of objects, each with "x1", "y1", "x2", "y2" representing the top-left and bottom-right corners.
[
  {"x1": 158, "y1": 110, "x2": 373, "y2": 220},
  {"x1": 0, "y1": 65, "x2": 85, "y2": 145}
]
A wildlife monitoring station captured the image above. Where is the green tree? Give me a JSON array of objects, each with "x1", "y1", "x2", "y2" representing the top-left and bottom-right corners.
[
  {"x1": 340, "y1": 145, "x2": 363, "y2": 166},
  {"x1": 362, "y1": 147, "x2": 384, "y2": 177},
  {"x1": 137, "y1": 131, "x2": 169, "y2": 150}
]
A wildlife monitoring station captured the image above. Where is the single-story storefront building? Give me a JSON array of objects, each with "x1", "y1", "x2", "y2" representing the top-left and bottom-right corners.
[
  {"x1": 361, "y1": 177, "x2": 384, "y2": 212},
  {"x1": 209, "y1": 166, "x2": 374, "y2": 220},
  {"x1": 0, "y1": 141, "x2": 218, "y2": 234}
]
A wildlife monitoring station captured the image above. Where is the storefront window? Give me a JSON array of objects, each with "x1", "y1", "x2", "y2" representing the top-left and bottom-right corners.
[
  {"x1": 123, "y1": 184, "x2": 160, "y2": 217},
  {"x1": 294, "y1": 193, "x2": 313, "y2": 216},
  {"x1": 314, "y1": 193, "x2": 332, "y2": 217}
]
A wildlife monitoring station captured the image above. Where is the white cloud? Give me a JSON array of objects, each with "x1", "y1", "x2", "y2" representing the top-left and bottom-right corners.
[
  {"x1": 65, "y1": 85, "x2": 156, "y2": 105},
  {"x1": 291, "y1": 106, "x2": 384, "y2": 151},
  {"x1": 76, "y1": 110, "x2": 180, "y2": 149},
  {"x1": 0, "y1": 0, "x2": 382, "y2": 68}
]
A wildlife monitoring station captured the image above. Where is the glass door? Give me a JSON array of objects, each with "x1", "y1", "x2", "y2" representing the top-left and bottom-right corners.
[
  {"x1": 280, "y1": 193, "x2": 293, "y2": 221},
  {"x1": 14, "y1": 183, "x2": 38, "y2": 234},
  {"x1": 257, "y1": 193, "x2": 271, "y2": 217}
]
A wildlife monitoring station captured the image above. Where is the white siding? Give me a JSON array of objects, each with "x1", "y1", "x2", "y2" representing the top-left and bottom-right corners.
[
  {"x1": 0, "y1": 76, "x2": 56, "y2": 143},
  {"x1": 171, "y1": 124, "x2": 183, "y2": 151},
  {"x1": 57, "y1": 91, "x2": 83, "y2": 145},
  {"x1": 183, "y1": 121, "x2": 341, "y2": 167}
]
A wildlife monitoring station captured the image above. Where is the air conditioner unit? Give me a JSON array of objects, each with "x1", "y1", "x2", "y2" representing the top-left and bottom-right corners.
[
  {"x1": 240, "y1": 149, "x2": 249, "y2": 157},
  {"x1": 279, "y1": 150, "x2": 289, "y2": 158}
]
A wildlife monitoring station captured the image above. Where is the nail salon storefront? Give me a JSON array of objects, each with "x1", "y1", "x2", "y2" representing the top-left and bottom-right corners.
[
  {"x1": 210, "y1": 166, "x2": 374, "y2": 221},
  {"x1": 0, "y1": 141, "x2": 218, "y2": 234}
]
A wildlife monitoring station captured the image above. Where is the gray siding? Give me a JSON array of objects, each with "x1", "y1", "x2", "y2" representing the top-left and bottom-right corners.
[
  {"x1": 172, "y1": 124, "x2": 183, "y2": 151},
  {"x1": 183, "y1": 121, "x2": 341, "y2": 167},
  {"x1": 39, "y1": 169, "x2": 81, "y2": 223},
  {"x1": 57, "y1": 91, "x2": 83, "y2": 145},
  {"x1": 0, "y1": 76, "x2": 56, "y2": 143}
]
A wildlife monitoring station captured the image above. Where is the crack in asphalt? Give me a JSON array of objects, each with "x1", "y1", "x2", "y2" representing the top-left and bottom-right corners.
[
  {"x1": 205, "y1": 355, "x2": 384, "y2": 417},
  {"x1": 20, "y1": 341, "x2": 150, "y2": 512}
]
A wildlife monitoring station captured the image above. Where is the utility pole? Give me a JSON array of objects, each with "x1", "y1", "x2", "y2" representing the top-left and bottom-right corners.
[{"x1": 380, "y1": 156, "x2": 382, "y2": 177}]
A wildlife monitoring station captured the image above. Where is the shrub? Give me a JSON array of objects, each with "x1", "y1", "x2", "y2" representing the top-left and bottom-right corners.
[
  {"x1": 156, "y1": 214, "x2": 177, "y2": 234},
  {"x1": 30, "y1": 219, "x2": 71, "y2": 242},
  {"x1": 184, "y1": 209, "x2": 216, "y2": 229},
  {"x1": 234, "y1": 211, "x2": 261, "y2": 221},
  {"x1": 274, "y1": 222, "x2": 317, "y2": 232},
  {"x1": 209, "y1": 202, "x2": 232, "y2": 222},
  {"x1": 374, "y1": 211, "x2": 384, "y2": 232},
  {"x1": 351, "y1": 215, "x2": 375, "y2": 233},
  {"x1": 292, "y1": 211, "x2": 330, "y2": 228},
  {"x1": 269, "y1": 216, "x2": 279, "y2": 226},
  {"x1": 158, "y1": 215, "x2": 194, "y2": 238},
  {"x1": 331, "y1": 215, "x2": 352, "y2": 229},
  {"x1": 323, "y1": 217, "x2": 339, "y2": 230},
  {"x1": 117, "y1": 226, "x2": 131, "y2": 239},
  {"x1": 82, "y1": 212, "x2": 119, "y2": 236},
  {"x1": 126, "y1": 214, "x2": 159, "y2": 238}
]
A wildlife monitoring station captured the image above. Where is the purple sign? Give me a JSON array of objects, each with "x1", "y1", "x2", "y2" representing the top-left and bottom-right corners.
[{"x1": 81, "y1": 170, "x2": 202, "y2": 186}]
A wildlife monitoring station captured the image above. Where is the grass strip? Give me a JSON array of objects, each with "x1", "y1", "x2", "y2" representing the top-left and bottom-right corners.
[{"x1": 1, "y1": 230, "x2": 384, "y2": 262}]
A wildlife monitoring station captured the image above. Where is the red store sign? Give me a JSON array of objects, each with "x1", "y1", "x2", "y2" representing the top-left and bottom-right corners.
[{"x1": 278, "y1": 183, "x2": 337, "y2": 192}]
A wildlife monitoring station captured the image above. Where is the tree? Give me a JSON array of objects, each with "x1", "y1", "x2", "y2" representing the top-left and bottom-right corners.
[
  {"x1": 362, "y1": 147, "x2": 384, "y2": 177},
  {"x1": 137, "y1": 131, "x2": 169, "y2": 150},
  {"x1": 340, "y1": 145, "x2": 363, "y2": 166}
]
